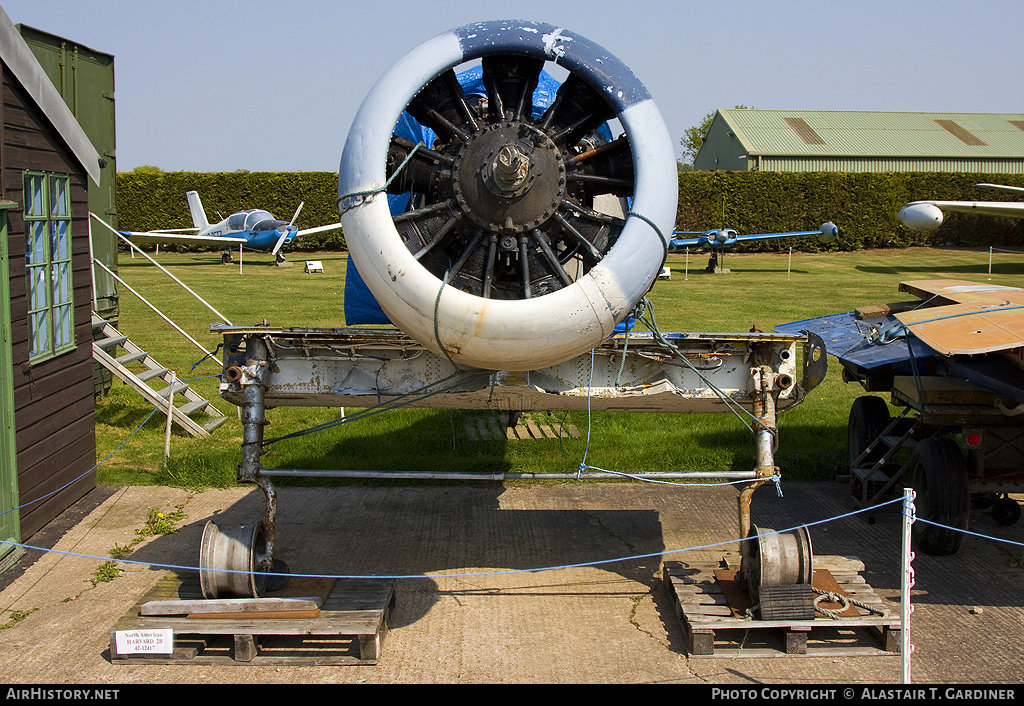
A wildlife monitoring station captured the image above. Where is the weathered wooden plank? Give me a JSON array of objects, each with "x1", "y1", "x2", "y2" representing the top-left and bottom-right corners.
[
  {"x1": 234, "y1": 635, "x2": 257, "y2": 662},
  {"x1": 671, "y1": 590, "x2": 728, "y2": 605},
  {"x1": 115, "y1": 612, "x2": 385, "y2": 636},
  {"x1": 785, "y1": 628, "x2": 809, "y2": 655},
  {"x1": 678, "y1": 602, "x2": 733, "y2": 617},
  {"x1": 17, "y1": 470, "x2": 96, "y2": 538},
  {"x1": 484, "y1": 415, "x2": 504, "y2": 440},
  {"x1": 670, "y1": 580, "x2": 723, "y2": 592},
  {"x1": 187, "y1": 610, "x2": 321, "y2": 621},
  {"x1": 475, "y1": 417, "x2": 489, "y2": 440},
  {"x1": 814, "y1": 556, "x2": 866, "y2": 572},
  {"x1": 16, "y1": 419, "x2": 95, "y2": 478},
  {"x1": 687, "y1": 629, "x2": 716, "y2": 656},
  {"x1": 14, "y1": 371, "x2": 94, "y2": 420},
  {"x1": 16, "y1": 434, "x2": 96, "y2": 498},
  {"x1": 142, "y1": 597, "x2": 323, "y2": 616}
]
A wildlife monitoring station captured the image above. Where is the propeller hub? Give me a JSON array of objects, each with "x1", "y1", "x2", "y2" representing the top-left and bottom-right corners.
[
  {"x1": 453, "y1": 122, "x2": 566, "y2": 234},
  {"x1": 493, "y1": 144, "x2": 530, "y2": 191}
]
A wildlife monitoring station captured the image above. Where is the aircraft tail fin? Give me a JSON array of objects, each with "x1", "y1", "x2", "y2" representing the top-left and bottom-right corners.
[{"x1": 186, "y1": 191, "x2": 210, "y2": 230}]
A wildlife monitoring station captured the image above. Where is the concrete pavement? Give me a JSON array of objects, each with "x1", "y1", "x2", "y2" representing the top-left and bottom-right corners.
[{"x1": 0, "y1": 480, "x2": 1021, "y2": 683}]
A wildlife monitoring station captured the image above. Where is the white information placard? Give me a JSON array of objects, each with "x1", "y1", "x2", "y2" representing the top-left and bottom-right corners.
[{"x1": 115, "y1": 628, "x2": 173, "y2": 655}]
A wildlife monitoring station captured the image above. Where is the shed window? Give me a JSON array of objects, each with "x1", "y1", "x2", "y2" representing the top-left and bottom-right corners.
[{"x1": 23, "y1": 171, "x2": 74, "y2": 362}]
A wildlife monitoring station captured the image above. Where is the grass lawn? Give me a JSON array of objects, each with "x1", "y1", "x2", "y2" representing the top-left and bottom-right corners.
[{"x1": 95, "y1": 245, "x2": 1024, "y2": 489}]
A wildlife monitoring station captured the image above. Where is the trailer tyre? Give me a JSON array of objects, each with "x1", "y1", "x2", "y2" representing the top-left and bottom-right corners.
[
  {"x1": 848, "y1": 396, "x2": 891, "y2": 468},
  {"x1": 848, "y1": 396, "x2": 891, "y2": 496},
  {"x1": 908, "y1": 437, "x2": 970, "y2": 555}
]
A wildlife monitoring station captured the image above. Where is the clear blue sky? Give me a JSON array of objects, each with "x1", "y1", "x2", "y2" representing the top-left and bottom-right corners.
[{"x1": 3, "y1": 0, "x2": 1021, "y2": 173}]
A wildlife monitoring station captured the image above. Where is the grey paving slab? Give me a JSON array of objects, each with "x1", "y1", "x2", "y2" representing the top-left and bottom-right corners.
[{"x1": 0, "y1": 480, "x2": 1020, "y2": 684}]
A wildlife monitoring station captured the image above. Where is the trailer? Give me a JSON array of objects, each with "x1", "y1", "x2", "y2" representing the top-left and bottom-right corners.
[{"x1": 777, "y1": 279, "x2": 1024, "y2": 555}]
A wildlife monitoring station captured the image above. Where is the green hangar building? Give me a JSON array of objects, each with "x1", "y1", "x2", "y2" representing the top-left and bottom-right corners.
[{"x1": 693, "y1": 109, "x2": 1024, "y2": 174}]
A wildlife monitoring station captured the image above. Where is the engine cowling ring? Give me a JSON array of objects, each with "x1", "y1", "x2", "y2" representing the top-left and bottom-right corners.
[{"x1": 339, "y1": 20, "x2": 677, "y2": 371}]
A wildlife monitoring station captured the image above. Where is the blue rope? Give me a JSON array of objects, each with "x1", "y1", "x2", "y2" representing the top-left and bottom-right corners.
[
  {"x1": 0, "y1": 497, "x2": 905, "y2": 581},
  {"x1": 0, "y1": 373, "x2": 217, "y2": 519},
  {"x1": 914, "y1": 518, "x2": 1024, "y2": 548}
]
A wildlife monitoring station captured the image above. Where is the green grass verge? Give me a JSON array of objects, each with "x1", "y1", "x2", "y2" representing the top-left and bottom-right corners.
[{"x1": 95, "y1": 245, "x2": 1024, "y2": 488}]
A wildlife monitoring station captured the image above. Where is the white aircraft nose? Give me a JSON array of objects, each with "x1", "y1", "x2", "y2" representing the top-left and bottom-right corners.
[{"x1": 898, "y1": 203, "x2": 944, "y2": 231}]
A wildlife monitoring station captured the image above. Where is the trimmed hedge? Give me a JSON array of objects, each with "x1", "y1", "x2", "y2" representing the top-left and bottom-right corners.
[
  {"x1": 116, "y1": 172, "x2": 345, "y2": 251},
  {"x1": 116, "y1": 170, "x2": 1024, "y2": 253},
  {"x1": 676, "y1": 170, "x2": 1024, "y2": 251}
]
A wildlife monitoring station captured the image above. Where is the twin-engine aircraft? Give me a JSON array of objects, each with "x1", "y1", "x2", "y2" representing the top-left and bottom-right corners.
[
  {"x1": 121, "y1": 191, "x2": 344, "y2": 264},
  {"x1": 668, "y1": 222, "x2": 838, "y2": 252},
  {"x1": 667, "y1": 222, "x2": 837, "y2": 272},
  {"x1": 898, "y1": 184, "x2": 1024, "y2": 231}
]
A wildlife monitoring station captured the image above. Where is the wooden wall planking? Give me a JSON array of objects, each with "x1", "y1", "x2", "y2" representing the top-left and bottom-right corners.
[{"x1": 1, "y1": 59, "x2": 97, "y2": 540}]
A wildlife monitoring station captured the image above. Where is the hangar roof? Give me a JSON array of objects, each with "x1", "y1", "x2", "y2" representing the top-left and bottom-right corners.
[{"x1": 715, "y1": 109, "x2": 1024, "y2": 158}]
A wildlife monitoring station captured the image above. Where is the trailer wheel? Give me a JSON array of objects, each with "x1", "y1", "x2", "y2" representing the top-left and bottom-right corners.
[
  {"x1": 908, "y1": 437, "x2": 970, "y2": 555},
  {"x1": 991, "y1": 495, "x2": 1021, "y2": 526},
  {"x1": 848, "y1": 396, "x2": 890, "y2": 468},
  {"x1": 848, "y1": 396, "x2": 891, "y2": 496}
]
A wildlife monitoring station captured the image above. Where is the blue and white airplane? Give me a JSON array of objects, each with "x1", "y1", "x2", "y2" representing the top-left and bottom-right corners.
[
  {"x1": 667, "y1": 221, "x2": 837, "y2": 272},
  {"x1": 668, "y1": 222, "x2": 838, "y2": 252},
  {"x1": 121, "y1": 191, "x2": 344, "y2": 263}
]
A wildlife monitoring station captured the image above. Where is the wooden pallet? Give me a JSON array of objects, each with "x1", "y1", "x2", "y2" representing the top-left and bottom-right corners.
[
  {"x1": 110, "y1": 572, "x2": 395, "y2": 665},
  {"x1": 664, "y1": 556, "x2": 901, "y2": 658}
]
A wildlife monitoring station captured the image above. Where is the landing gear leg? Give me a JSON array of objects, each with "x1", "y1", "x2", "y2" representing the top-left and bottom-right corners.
[
  {"x1": 739, "y1": 365, "x2": 813, "y2": 615},
  {"x1": 200, "y1": 337, "x2": 285, "y2": 597}
]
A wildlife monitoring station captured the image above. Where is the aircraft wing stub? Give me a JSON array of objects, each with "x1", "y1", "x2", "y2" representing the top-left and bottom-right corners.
[
  {"x1": 898, "y1": 183, "x2": 1024, "y2": 231},
  {"x1": 121, "y1": 231, "x2": 246, "y2": 246}
]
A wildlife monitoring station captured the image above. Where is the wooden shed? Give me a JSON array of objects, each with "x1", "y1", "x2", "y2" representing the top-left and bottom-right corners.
[{"x1": 0, "y1": 7, "x2": 104, "y2": 568}]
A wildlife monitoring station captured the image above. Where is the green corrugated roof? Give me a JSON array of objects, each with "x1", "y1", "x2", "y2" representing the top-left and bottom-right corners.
[{"x1": 718, "y1": 109, "x2": 1024, "y2": 157}]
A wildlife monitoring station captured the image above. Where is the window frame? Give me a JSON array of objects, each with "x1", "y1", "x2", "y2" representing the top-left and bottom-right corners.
[{"x1": 23, "y1": 170, "x2": 75, "y2": 363}]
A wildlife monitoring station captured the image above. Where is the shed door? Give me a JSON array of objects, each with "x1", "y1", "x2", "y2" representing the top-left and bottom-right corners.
[{"x1": 0, "y1": 205, "x2": 21, "y2": 565}]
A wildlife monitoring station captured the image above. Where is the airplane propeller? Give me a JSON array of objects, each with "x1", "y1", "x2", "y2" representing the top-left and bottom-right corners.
[{"x1": 272, "y1": 202, "x2": 304, "y2": 258}]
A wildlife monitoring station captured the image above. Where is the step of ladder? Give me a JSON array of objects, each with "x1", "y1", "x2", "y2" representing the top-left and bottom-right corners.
[
  {"x1": 115, "y1": 351, "x2": 149, "y2": 365},
  {"x1": 137, "y1": 367, "x2": 169, "y2": 383},
  {"x1": 91, "y1": 313, "x2": 227, "y2": 437}
]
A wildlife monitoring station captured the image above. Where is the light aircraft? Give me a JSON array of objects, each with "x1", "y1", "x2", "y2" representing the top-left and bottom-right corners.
[
  {"x1": 121, "y1": 191, "x2": 344, "y2": 264},
  {"x1": 897, "y1": 184, "x2": 1024, "y2": 231},
  {"x1": 668, "y1": 222, "x2": 838, "y2": 271}
]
